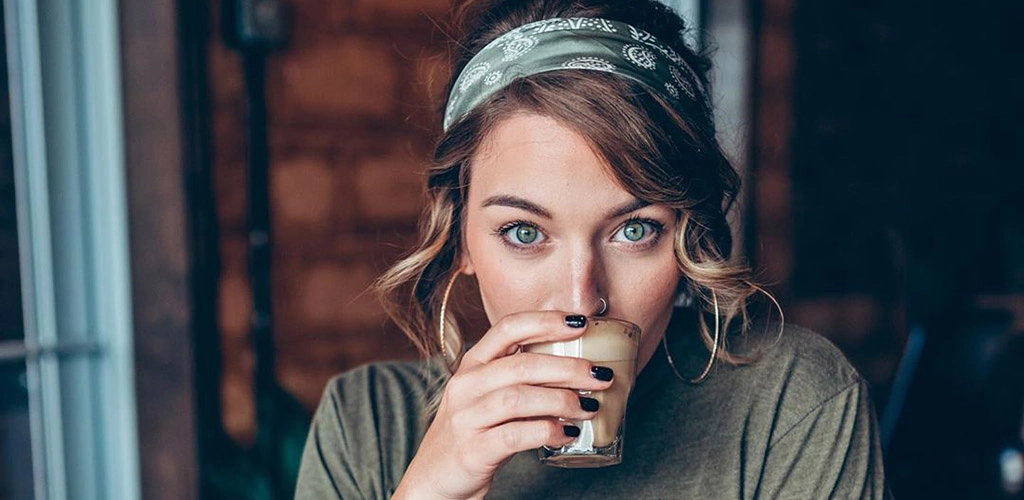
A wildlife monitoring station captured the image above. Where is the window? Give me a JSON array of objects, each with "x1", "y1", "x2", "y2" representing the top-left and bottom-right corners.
[{"x1": 2, "y1": 1, "x2": 140, "y2": 498}]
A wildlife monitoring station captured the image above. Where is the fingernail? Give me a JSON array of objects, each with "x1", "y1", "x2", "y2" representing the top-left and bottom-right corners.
[
  {"x1": 579, "y1": 396, "x2": 599, "y2": 412},
  {"x1": 565, "y1": 315, "x2": 586, "y2": 328},
  {"x1": 591, "y1": 366, "x2": 614, "y2": 381},
  {"x1": 563, "y1": 425, "x2": 581, "y2": 438}
]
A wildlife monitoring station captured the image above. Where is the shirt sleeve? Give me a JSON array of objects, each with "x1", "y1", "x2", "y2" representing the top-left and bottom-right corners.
[
  {"x1": 757, "y1": 379, "x2": 892, "y2": 499},
  {"x1": 294, "y1": 378, "x2": 366, "y2": 500}
]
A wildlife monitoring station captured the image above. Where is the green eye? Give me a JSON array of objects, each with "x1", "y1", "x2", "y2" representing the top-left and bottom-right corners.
[
  {"x1": 623, "y1": 221, "x2": 646, "y2": 242},
  {"x1": 514, "y1": 225, "x2": 539, "y2": 244}
]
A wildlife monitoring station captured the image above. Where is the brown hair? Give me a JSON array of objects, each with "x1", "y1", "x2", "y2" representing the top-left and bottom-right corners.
[{"x1": 376, "y1": 0, "x2": 777, "y2": 380}]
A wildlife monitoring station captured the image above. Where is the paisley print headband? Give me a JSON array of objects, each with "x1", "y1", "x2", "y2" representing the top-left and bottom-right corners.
[{"x1": 443, "y1": 17, "x2": 707, "y2": 131}]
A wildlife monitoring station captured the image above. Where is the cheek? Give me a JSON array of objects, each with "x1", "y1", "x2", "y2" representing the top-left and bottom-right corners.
[
  {"x1": 606, "y1": 247, "x2": 681, "y2": 359},
  {"x1": 476, "y1": 265, "x2": 542, "y2": 317},
  {"x1": 611, "y1": 256, "x2": 680, "y2": 319},
  {"x1": 464, "y1": 226, "x2": 549, "y2": 322}
]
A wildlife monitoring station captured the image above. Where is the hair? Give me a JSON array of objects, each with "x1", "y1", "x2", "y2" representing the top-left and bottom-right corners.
[{"x1": 375, "y1": 0, "x2": 779, "y2": 386}]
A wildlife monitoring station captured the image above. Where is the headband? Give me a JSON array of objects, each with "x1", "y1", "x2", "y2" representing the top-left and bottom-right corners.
[{"x1": 443, "y1": 17, "x2": 707, "y2": 131}]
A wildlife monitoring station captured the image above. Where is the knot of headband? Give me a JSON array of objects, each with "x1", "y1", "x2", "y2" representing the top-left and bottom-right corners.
[{"x1": 443, "y1": 17, "x2": 707, "y2": 131}]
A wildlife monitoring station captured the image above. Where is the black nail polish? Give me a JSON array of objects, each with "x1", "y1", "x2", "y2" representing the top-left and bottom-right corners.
[
  {"x1": 591, "y1": 366, "x2": 614, "y2": 381},
  {"x1": 563, "y1": 425, "x2": 581, "y2": 438},
  {"x1": 579, "y1": 396, "x2": 599, "y2": 412},
  {"x1": 565, "y1": 315, "x2": 586, "y2": 328}
]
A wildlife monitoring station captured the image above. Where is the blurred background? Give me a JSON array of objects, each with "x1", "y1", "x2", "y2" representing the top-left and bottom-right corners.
[{"x1": 0, "y1": 0, "x2": 1021, "y2": 498}]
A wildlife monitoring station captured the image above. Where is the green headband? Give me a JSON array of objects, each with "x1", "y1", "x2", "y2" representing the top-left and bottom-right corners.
[{"x1": 443, "y1": 17, "x2": 707, "y2": 131}]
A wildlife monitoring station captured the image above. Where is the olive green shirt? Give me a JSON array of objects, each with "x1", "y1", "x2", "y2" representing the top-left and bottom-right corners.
[{"x1": 295, "y1": 321, "x2": 890, "y2": 499}]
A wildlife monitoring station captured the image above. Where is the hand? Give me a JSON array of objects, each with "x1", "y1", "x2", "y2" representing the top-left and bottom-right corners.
[{"x1": 392, "y1": 311, "x2": 615, "y2": 500}]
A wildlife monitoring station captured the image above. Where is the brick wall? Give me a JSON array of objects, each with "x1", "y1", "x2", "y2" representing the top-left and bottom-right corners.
[{"x1": 208, "y1": 0, "x2": 455, "y2": 443}]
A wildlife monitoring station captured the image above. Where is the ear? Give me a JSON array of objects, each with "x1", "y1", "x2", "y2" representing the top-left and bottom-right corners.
[{"x1": 459, "y1": 249, "x2": 476, "y2": 275}]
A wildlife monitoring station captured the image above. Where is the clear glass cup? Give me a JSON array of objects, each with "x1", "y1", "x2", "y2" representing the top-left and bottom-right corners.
[{"x1": 523, "y1": 317, "x2": 641, "y2": 468}]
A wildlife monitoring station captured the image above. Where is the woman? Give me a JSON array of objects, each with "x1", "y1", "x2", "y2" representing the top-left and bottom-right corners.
[{"x1": 295, "y1": 0, "x2": 890, "y2": 498}]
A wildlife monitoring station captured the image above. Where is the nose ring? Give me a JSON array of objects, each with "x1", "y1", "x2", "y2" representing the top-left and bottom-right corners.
[{"x1": 596, "y1": 297, "x2": 608, "y2": 316}]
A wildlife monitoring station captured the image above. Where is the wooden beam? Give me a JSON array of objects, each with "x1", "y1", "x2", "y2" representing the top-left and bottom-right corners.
[{"x1": 119, "y1": 0, "x2": 199, "y2": 497}]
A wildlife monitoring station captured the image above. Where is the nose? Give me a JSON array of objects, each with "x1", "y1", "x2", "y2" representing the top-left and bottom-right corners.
[{"x1": 564, "y1": 245, "x2": 608, "y2": 317}]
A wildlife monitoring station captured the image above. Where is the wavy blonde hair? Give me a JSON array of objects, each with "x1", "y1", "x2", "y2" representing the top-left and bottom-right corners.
[{"x1": 375, "y1": 0, "x2": 780, "y2": 386}]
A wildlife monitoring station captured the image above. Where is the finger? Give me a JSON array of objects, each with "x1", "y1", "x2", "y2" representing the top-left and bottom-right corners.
[
  {"x1": 466, "y1": 386, "x2": 597, "y2": 430},
  {"x1": 461, "y1": 311, "x2": 589, "y2": 367},
  {"x1": 474, "y1": 419, "x2": 578, "y2": 466},
  {"x1": 457, "y1": 352, "x2": 613, "y2": 400}
]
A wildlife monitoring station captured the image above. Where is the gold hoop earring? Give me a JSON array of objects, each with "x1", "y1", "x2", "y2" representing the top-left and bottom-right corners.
[
  {"x1": 438, "y1": 271, "x2": 460, "y2": 363},
  {"x1": 664, "y1": 289, "x2": 720, "y2": 384}
]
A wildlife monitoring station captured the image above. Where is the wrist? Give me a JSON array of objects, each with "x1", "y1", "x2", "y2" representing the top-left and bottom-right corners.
[{"x1": 391, "y1": 475, "x2": 487, "y2": 500}]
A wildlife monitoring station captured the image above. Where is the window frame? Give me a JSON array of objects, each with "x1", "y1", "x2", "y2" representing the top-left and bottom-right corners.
[{"x1": 5, "y1": 0, "x2": 140, "y2": 498}]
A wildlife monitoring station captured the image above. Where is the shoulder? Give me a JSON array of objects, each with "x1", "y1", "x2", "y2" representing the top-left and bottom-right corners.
[
  {"x1": 318, "y1": 358, "x2": 445, "y2": 428},
  {"x1": 324, "y1": 358, "x2": 442, "y2": 403},
  {"x1": 300, "y1": 358, "x2": 444, "y2": 498},
  {"x1": 729, "y1": 322, "x2": 862, "y2": 389},
  {"x1": 753, "y1": 322, "x2": 862, "y2": 388},
  {"x1": 720, "y1": 322, "x2": 867, "y2": 438},
  {"x1": 721, "y1": 325, "x2": 890, "y2": 497}
]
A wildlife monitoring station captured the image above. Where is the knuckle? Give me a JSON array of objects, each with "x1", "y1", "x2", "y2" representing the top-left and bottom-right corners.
[
  {"x1": 559, "y1": 390, "x2": 580, "y2": 412},
  {"x1": 569, "y1": 357, "x2": 592, "y2": 373},
  {"x1": 455, "y1": 447, "x2": 482, "y2": 475},
  {"x1": 509, "y1": 355, "x2": 531, "y2": 380},
  {"x1": 545, "y1": 420, "x2": 565, "y2": 442},
  {"x1": 444, "y1": 372, "x2": 480, "y2": 405},
  {"x1": 489, "y1": 317, "x2": 512, "y2": 338},
  {"x1": 570, "y1": 358, "x2": 601, "y2": 384},
  {"x1": 500, "y1": 386, "x2": 525, "y2": 410},
  {"x1": 444, "y1": 374, "x2": 465, "y2": 398},
  {"x1": 499, "y1": 425, "x2": 523, "y2": 452},
  {"x1": 495, "y1": 311, "x2": 527, "y2": 332},
  {"x1": 503, "y1": 310, "x2": 549, "y2": 333},
  {"x1": 449, "y1": 407, "x2": 472, "y2": 431}
]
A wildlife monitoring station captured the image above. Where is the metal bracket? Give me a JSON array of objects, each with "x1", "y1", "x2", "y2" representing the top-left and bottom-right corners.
[{"x1": 0, "y1": 340, "x2": 104, "y2": 362}]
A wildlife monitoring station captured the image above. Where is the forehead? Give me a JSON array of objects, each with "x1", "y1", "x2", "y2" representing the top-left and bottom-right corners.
[{"x1": 468, "y1": 114, "x2": 635, "y2": 209}]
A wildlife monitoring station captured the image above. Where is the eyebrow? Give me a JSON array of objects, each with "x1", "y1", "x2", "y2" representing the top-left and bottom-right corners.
[
  {"x1": 481, "y1": 194, "x2": 553, "y2": 218},
  {"x1": 481, "y1": 195, "x2": 650, "y2": 220},
  {"x1": 607, "y1": 198, "x2": 651, "y2": 219}
]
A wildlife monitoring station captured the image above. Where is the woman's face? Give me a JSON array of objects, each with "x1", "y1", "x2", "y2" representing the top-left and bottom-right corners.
[{"x1": 461, "y1": 113, "x2": 682, "y2": 370}]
